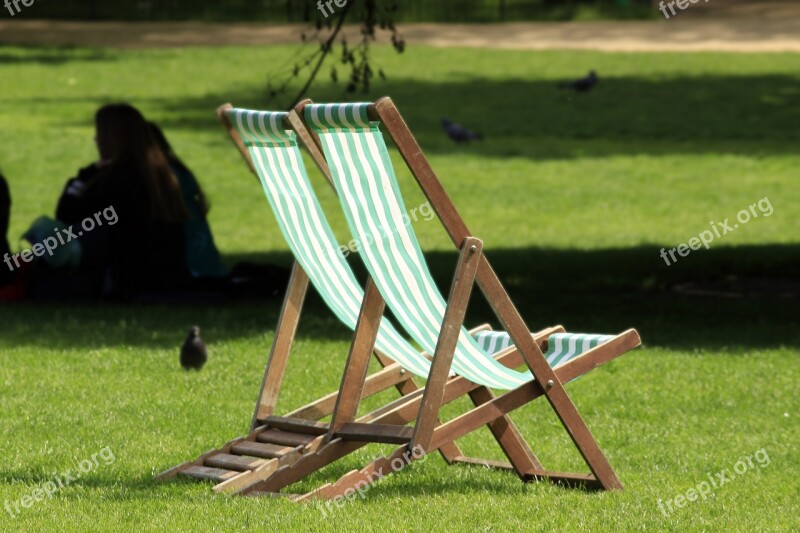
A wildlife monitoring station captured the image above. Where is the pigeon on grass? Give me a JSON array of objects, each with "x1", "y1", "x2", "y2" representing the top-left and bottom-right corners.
[
  {"x1": 180, "y1": 326, "x2": 208, "y2": 371},
  {"x1": 441, "y1": 117, "x2": 483, "y2": 143},
  {"x1": 559, "y1": 70, "x2": 598, "y2": 92}
]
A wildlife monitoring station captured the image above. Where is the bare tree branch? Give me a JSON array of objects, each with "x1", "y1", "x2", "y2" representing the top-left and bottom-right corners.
[
  {"x1": 265, "y1": 0, "x2": 405, "y2": 108},
  {"x1": 289, "y1": 0, "x2": 356, "y2": 106}
]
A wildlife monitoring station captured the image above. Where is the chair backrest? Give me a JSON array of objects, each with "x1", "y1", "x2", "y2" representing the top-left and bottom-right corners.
[
  {"x1": 226, "y1": 107, "x2": 432, "y2": 378},
  {"x1": 304, "y1": 103, "x2": 533, "y2": 390}
]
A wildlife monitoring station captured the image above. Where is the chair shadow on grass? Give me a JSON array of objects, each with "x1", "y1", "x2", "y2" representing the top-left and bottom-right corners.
[
  {"x1": 0, "y1": 244, "x2": 797, "y2": 352},
  {"x1": 0, "y1": 470, "x2": 155, "y2": 492},
  {"x1": 0, "y1": 458, "x2": 551, "y2": 504},
  {"x1": 282, "y1": 461, "x2": 535, "y2": 503}
]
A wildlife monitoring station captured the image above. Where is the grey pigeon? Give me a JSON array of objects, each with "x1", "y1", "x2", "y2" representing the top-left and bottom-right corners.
[
  {"x1": 559, "y1": 70, "x2": 598, "y2": 92},
  {"x1": 180, "y1": 326, "x2": 207, "y2": 370},
  {"x1": 441, "y1": 117, "x2": 483, "y2": 143}
]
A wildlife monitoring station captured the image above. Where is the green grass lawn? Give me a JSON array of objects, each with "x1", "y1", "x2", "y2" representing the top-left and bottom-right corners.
[{"x1": 0, "y1": 44, "x2": 798, "y2": 531}]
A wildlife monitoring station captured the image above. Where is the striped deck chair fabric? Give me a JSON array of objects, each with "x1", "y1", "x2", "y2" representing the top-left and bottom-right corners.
[
  {"x1": 226, "y1": 107, "x2": 431, "y2": 378},
  {"x1": 305, "y1": 102, "x2": 615, "y2": 389}
]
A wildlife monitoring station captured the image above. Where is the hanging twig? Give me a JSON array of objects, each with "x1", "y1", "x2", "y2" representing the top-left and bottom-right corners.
[
  {"x1": 265, "y1": 1, "x2": 405, "y2": 108},
  {"x1": 289, "y1": 0, "x2": 356, "y2": 106}
]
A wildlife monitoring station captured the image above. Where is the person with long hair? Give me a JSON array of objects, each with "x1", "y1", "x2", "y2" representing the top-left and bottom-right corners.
[
  {"x1": 148, "y1": 122, "x2": 227, "y2": 279},
  {"x1": 146, "y1": 122, "x2": 290, "y2": 298},
  {"x1": 54, "y1": 103, "x2": 190, "y2": 299}
]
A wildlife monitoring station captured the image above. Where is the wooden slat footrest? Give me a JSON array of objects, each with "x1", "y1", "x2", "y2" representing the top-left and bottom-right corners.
[
  {"x1": 451, "y1": 456, "x2": 515, "y2": 471},
  {"x1": 233, "y1": 441, "x2": 296, "y2": 459},
  {"x1": 180, "y1": 465, "x2": 241, "y2": 483},
  {"x1": 523, "y1": 470, "x2": 601, "y2": 489},
  {"x1": 262, "y1": 416, "x2": 328, "y2": 435},
  {"x1": 256, "y1": 429, "x2": 316, "y2": 447},
  {"x1": 335, "y1": 422, "x2": 413, "y2": 444},
  {"x1": 205, "y1": 453, "x2": 267, "y2": 472}
]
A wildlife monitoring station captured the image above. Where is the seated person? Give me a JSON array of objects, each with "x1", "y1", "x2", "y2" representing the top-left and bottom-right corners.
[
  {"x1": 148, "y1": 122, "x2": 290, "y2": 299},
  {"x1": 4, "y1": 108, "x2": 287, "y2": 303},
  {"x1": 54, "y1": 103, "x2": 190, "y2": 300},
  {"x1": 148, "y1": 122, "x2": 227, "y2": 279}
]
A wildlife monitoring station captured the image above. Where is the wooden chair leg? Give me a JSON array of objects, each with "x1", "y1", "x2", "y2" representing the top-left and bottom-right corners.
[
  {"x1": 374, "y1": 350, "x2": 464, "y2": 464},
  {"x1": 410, "y1": 237, "x2": 483, "y2": 453},
  {"x1": 250, "y1": 262, "x2": 309, "y2": 431},
  {"x1": 477, "y1": 262, "x2": 626, "y2": 490},
  {"x1": 327, "y1": 278, "x2": 385, "y2": 438},
  {"x1": 426, "y1": 330, "x2": 640, "y2": 491},
  {"x1": 447, "y1": 325, "x2": 564, "y2": 472},
  {"x1": 464, "y1": 386, "x2": 544, "y2": 477}
]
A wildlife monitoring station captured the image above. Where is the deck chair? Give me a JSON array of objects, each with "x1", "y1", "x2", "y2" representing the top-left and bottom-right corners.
[
  {"x1": 216, "y1": 99, "x2": 641, "y2": 501},
  {"x1": 155, "y1": 103, "x2": 573, "y2": 494}
]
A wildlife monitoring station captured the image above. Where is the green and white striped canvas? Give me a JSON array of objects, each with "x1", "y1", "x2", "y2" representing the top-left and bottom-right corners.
[
  {"x1": 306, "y1": 103, "x2": 615, "y2": 389},
  {"x1": 541, "y1": 333, "x2": 616, "y2": 367},
  {"x1": 226, "y1": 107, "x2": 432, "y2": 378},
  {"x1": 471, "y1": 331, "x2": 614, "y2": 367}
]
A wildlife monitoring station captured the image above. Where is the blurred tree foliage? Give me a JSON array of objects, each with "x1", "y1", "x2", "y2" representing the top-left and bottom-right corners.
[{"x1": 31, "y1": 0, "x2": 656, "y2": 23}]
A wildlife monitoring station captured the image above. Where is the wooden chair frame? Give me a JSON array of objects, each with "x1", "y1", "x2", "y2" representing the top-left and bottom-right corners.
[
  {"x1": 225, "y1": 97, "x2": 641, "y2": 500},
  {"x1": 155, "y1": 100, "x2": 544, "y2": 494},
  {"x1": 227, "y1": 99, "x2": 545, "y2": 475},
  {"x1": 158, "y1": 97, "x2": 641, "y2": 499}
]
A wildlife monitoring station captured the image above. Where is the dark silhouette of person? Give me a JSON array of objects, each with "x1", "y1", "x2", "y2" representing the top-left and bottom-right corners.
[
  {"x1": 148, "y1": 122, "x2": 227, "y2": 279},
  {"x1": 53, "y1": 103, "x2": 190, "y2": 299}
]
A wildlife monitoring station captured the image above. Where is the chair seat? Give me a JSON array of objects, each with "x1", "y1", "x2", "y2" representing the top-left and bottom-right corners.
[{"x1": 472, "y1": 331, "x2": 615, "y2": 368}]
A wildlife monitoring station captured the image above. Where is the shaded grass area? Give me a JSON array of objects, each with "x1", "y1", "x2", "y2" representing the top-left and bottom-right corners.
[
  {"x1": 0, "y1": 44, "x2": 798, "y2": 531},
  {"x1": 2, "y1": 245, "x2": 799, "y2": 351}
]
